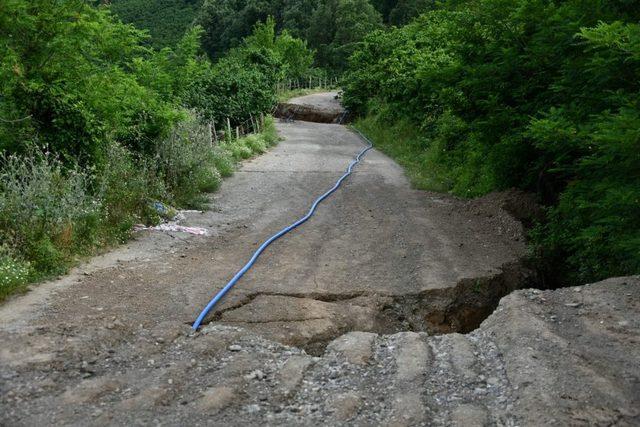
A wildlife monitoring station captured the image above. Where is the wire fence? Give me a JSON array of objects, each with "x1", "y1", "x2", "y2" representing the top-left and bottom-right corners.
[{"x1": 205, "y1": 112, "x2": 268, "y2": 146}]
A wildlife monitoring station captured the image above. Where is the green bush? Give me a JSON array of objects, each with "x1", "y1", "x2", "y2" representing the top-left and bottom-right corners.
[
  {"x1": 0, "y1": 250, "x2": 31, "y2": 301},
  {"x1": 155, "y1": 117, "x2": 223, "y2": 208},
  {"x1": 184, "y1": 18, "x2": 314, "y2": 128},
  {"x1": 211, "y1": 146, "x2": 236, "y2": 178},
  {"x1": 261, "y1": 116, "x2": 280, "y2": 146},
  {"x1": 0, "y1": 151, "x2": 100, "y2": 276},
  {"x1": 244, "y1": 135, "x2": 268, "y2": 154},
  {"x1": 0, "y1": 0, "x2": 185, "y2": 162},
  {"x1": 97, "y1": 142, "x2": 164, "y2": 238},
  {"x1": 221, "y1": 117, "x2": 279, "y2": 162}
]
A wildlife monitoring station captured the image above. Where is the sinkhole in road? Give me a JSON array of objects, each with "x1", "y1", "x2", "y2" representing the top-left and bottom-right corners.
[{"x1": 199, "y1": 261, "x2": 537, "y2": 356}]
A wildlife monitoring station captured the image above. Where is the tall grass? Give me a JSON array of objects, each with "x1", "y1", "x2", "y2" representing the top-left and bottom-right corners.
[{"x1": 353, "y1": 112, "x2": 451, "y2": 193}]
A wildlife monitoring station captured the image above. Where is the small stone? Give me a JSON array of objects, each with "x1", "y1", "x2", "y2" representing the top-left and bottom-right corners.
[
  {"x1": 196, "y1": 387, "x2": 236, "y2": 413},
  {"x1": 331, "y1": 393, "x2": 362, "y2": 421},
  {"x1": 564, "y1": 302, "x2": 582, "y2": 308},
  {"x1": 246, "y1": 404, "x2": 261, "y2": 413},
  {"x1": 450, "y1": 404, "x2": 489, "y2": 427},
  {"x1": 326, "y1": 332, "x2": 377, "y2": 366},
  {"x1": 229, "y1": 345, "x2": 242, "y2": 352},
  {"x1": 245, "y1": 370, "x2": 266, "y2": 381},
  {"x1": 487, "y1": 377, "x2": 499, "y2": 385}
]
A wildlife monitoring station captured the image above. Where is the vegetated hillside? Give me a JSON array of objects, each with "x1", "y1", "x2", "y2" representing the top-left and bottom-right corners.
[
  {"x1": 196, "y1": 0, "x2": 383, "y2": 72},
  {"x1": 0, "y1": 1, "x2": 312, "y2": 299},
  {"x1": 109, "y1": 0, "x2": 436, "y2": 72},
  {"x1": 108, "y1": 0, "x2": 204, "y2": 48},
  {"x1": 343, "y1": 0, "x2": 640, "y2": 286}
]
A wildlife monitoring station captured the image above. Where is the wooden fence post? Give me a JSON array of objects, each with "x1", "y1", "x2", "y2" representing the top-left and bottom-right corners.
[{"x1": 226, "y1": 117, "x2": 232, "y2": 142}]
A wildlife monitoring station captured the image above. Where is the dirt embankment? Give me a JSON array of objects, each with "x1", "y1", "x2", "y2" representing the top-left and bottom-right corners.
[{"x1": 275, "y1": 91, "x2": 347, "y2": 123}]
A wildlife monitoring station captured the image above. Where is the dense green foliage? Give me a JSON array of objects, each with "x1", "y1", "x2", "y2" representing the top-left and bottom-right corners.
[
  {"x1": 370, "y1": 0, "x2": 435, "y2": 25},
  {"x1": 195, "y1": 0, "x2": 314, "y2": 59},
  {"x1": 187, "y1": 18, "x2": 315, "y2": 123},
  {"x1": 0, "y1": 0, "x2": 298, "y2": 298},
  {"x1": 109, "y1": 0, "x2": 434, "y2": 72},
  {"x1": 343, "y1": 0, "x2": 640, "y2": 285},
  {"x1": 109, "y1": 0, "x2": 203, "y2": 48},
  {"x1": 195, "y1": 0, "x2": 384, "y2": 71},
  {"x1": 307, "y1": 0, "x2": 383, "y2": 71}
]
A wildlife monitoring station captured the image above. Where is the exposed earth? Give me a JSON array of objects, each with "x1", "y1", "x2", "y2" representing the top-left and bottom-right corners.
[
  {"x1": 275, "y1": 91, "x2": 346, "y2": 123},
  {"x1": 0, "y1": 93, "x2": 638, "y2": 426}
]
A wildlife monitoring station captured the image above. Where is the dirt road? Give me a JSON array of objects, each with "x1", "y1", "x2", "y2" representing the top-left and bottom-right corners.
[{"x1": 6, "y1": 93, "x2": 629, "y2": 425}]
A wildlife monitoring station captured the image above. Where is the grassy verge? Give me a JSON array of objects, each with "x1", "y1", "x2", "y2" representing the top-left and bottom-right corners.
[
  {"x1": 0, "y1": 116, "x2": 279, "y2": 301},
  {"x1": 353, "y1": 112, "x2": 451, "y2": 193}
]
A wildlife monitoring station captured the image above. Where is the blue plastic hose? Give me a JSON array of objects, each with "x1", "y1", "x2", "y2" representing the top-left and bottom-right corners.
[{"x1": 192, "y1": 128, "x2": 373, "y2": 330}]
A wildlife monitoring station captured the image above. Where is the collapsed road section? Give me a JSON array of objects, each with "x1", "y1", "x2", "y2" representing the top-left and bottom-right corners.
[{"x1": 2, "y1": 93, "x2": 636, "y2": 425}]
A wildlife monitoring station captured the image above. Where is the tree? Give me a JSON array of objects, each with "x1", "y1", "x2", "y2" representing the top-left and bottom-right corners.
[
  {"x1": 282, "y1": 0, "x2": 320, "y2": 38},
  {"x1": 388, "y1": 0, "x2": 435, "y2": 25},
  {"x1": 370, "y1": 0, "x2": 397, "y2": 23},
  {"x1": 109, "y1": 0, "x2": 204, "y2": 48},
  {"x1": 196, "y1": 0, "x2": 279, "y2": 59},
  {"x1": 243, "y1": 16, "x2": 315, "y2": 79},
  {"x1": 308, "y1": 0, "x2": 382, "y2": 71}
]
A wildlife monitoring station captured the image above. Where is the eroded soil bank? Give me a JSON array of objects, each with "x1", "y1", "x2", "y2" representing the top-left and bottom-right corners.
[
  {"x1": 275, "y1": 91, "x2": 347, "y2": 123},
  {"x1": 1, "y1": 93, "x2": 637, "y2": 425}
]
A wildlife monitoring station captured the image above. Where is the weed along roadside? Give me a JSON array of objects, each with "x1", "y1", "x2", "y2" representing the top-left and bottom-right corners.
[{"x1": 0, "y1": 116, "x2": 279, "y2": 301}]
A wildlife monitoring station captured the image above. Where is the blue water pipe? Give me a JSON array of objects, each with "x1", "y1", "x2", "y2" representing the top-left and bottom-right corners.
[{"x1": 192, "y1": 128, "x2": 373, "y2": 330}]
